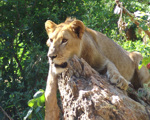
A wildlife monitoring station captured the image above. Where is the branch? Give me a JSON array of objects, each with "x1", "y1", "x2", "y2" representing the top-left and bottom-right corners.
[
  {"x1": 14, "y1": 54, "x2": 23, "y2": 73},
  {"x1": 0, "y1": 106, "x2": 13, "y2": 120},
  {"x1": 116, "y1": 1, "x2": 150, "y2": 38}
]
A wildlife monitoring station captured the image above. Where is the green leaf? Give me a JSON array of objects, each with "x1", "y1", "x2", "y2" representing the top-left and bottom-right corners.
[
  {"x1": 139, "y1": 23, "x2": 148, "y2": 31},
  {"x1": 28, "y1": 89, "x2": 45, "y2": 108},
  {"x1": 142, "y1": 57, "x2": 150, "y2": 66},
  {"x1": 35, "y1": 106, "x2": 42, "y2": 113},
  {"x1": 139, "y1": 57, "x2": 150, "y2": 69},
  {"x1": 33, "y1": 89, "x2": 44, "y2": 98},
  {"x1": 24, "y1": 108, "x2": 33, "y2": 120},
  {"x1": 37, "y1": 93, "x2": 45, "y2": 107},
  {"x1": 142, "y1": 15, "x2": 149, "y2": 20},
  {"x1": 28, "y1": 99, "x2": 35, "y2": 107}
]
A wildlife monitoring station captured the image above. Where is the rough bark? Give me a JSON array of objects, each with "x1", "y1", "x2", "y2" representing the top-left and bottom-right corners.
[{"x1": 57, "y1": 56, "x2": 150, "y2": 120}]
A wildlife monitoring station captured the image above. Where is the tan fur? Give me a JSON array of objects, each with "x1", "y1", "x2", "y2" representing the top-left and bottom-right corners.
[
  {"x1": 45, "y1": 17, "x2": 148, "y2": 90},
  {"x1": 44, "y1": 18, "x2": 150, "y2": 120},
  {"x1": 139, "y1": 66, "x2": 150, "y2": 84},
  {"x1": 45, "y1": 63, "x2": 60, "y2": 120}
]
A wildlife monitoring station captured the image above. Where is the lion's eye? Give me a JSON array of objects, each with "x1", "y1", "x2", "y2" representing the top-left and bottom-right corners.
[
  {"x1": 50, "y1": 39, "x2": 53, "y2": 42},
  {"x1": 62, "y1": 38, "x2": 68, "y2": 44}
]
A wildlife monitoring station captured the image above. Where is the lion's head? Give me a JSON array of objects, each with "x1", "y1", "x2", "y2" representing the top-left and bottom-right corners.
[{"x1": 45, "y1": 18, "x2": 85, "y2": 73}]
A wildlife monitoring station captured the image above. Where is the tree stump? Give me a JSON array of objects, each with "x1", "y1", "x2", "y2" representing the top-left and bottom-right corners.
[{"x1": 57, "y1": 56, "x2": 150, "y2": 120}]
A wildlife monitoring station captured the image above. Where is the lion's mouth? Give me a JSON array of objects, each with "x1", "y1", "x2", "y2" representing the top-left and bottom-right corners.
[{"x1": 54, "y1": 62, "x2": 68, "y2": 68}]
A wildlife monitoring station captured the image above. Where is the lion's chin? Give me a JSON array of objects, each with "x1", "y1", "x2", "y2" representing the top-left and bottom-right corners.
[
  {"x1": 52, "y1": 62, "x2": 68, "y2": 74},
  {"x1": 54, "y1": 62, "x2": 68, "y2": 68}
]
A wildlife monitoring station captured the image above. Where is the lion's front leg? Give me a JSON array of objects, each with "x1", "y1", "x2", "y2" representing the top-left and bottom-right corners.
[
  {"x1": 105, "y1": 60, "x2": 129, "y2": 90},
  {"x1": 45, "y1": 64, "x2": 60, "y2": 120}
]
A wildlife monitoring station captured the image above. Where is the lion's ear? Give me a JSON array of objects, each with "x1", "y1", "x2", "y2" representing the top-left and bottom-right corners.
[
  {"x1": 45, "y1": 20, "x2": 57, "y2": 35},
  {"x1": 69, "y1": 20, "x2": 85, "y2": 39}
]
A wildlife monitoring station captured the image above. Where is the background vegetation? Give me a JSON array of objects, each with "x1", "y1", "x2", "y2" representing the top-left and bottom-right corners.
[{"x1": 0, "y1": 0, "x2": 150, "y2": 119}]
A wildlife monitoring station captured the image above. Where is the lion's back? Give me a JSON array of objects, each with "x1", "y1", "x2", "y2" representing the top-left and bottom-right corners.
[{"x1": 83, "y1": 28, "x2": 137, "y2": 81}]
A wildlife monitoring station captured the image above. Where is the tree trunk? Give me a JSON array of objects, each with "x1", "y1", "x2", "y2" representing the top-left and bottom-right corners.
[{"x1": 57, "y1": 56, "x2": 150, "y2": 120}]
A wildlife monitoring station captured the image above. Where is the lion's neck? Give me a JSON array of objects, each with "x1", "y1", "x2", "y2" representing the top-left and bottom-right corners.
[{"x1": 80, "y1": 30, "x2": 106, "y2": 71}]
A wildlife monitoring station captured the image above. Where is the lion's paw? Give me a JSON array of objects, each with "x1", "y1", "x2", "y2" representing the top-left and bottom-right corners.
[{"x1": 109, "y1": 72, "x2": 129, "y2": 90}]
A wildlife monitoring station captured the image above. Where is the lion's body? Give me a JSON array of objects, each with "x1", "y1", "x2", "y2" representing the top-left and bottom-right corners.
[
  {"x1": 45, "y1": 18, "x2": 149, "y2": 90},
  {"x1": 44, "y1": 18, "x2": 150, "y2": 120},
  {"x1": 81, "y1": 28, "x2": 135, "y2": 80}
]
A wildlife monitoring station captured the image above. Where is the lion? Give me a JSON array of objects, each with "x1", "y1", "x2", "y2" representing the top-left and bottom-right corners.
[{"x1": 45, "y1": 18, "x2": 149, "y2": 90}]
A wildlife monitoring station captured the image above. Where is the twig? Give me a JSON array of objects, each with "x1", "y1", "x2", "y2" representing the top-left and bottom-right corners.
[
  {"x1": 14, "y1": 54, "x2": 23, "y2": 73},
  {"x1": 116, "y1": 1, "x2": 150, "y2": 38},
  {"x1": 0, "y1": 106, "x2": 13, "y2": 120}
]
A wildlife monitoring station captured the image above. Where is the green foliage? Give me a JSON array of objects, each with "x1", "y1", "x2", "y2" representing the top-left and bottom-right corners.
[
  {"x1": 139, "y1": 22, "x2": 148, "y2": 31},
  {"x1": 139, "y1": 57, "x2": 150, "y2": 71},
  {"x1": 0, "y1": 0, "x2": 85, "y2": 119},
  {"x1": 0, "y1": 45, "x2": 48, "y2": 119},
  {"x1": 120, "y1": 40, "x2": 150, "y2": 57},
  {"x1": 82, "y1": 0, "x2": 118, "y2": 35},
  {"x1": 24, "y1": 89, "x2": 45, "y2": 120}
]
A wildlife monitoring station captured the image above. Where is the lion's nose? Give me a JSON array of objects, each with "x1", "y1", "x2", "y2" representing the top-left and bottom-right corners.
[
  {"x1": 48, "y1": 54, "x2": 57, "y2": 60},
  {"x1": 50, "y1": 55, "x2": 57, "y2": 60},
  {"x1": 47, "y1": 47, "x2": 57, "y2": 60}
]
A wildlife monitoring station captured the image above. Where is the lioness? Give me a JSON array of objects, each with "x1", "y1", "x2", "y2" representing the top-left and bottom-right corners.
[{"x1": 45, "y1": 18, "x2": 146, "y2": 90}]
